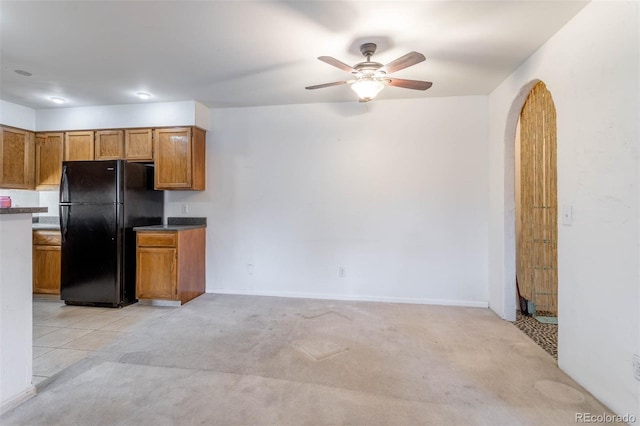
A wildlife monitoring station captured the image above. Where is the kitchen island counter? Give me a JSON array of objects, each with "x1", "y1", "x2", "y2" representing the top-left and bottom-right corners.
[{"x1": 1, "y1": 208, "x2": 46, "y2": 412}]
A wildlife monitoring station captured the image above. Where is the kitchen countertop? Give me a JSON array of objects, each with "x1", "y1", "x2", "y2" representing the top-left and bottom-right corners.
[
  {"x1": 0, "y1": 207, "x2": 48, "y2": 215},
  {"x1": 133, "y1": 224, "x2": 206, "y2": 231}
]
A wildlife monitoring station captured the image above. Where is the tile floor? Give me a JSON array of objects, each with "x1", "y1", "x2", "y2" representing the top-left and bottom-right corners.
[{"x1": 32, "y1": 295, "x2": 177, "y2": 386}]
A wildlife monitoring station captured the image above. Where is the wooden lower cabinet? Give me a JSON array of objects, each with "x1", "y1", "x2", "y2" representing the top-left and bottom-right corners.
[
  {"x1": 33, "y1": 230, "x2": 61, "y2": 294},
  {"x1": 136, "y1": 227, "x2": 205, "y2": 304}
]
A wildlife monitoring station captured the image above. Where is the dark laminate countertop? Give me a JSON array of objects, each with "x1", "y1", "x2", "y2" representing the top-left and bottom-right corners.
[
  {"x1": 133, "y1": 224, "x2": 206, "y2": 231},
  {"x1": 32, "y1": 223, "x2": 61, "y2": 230},
  {"x1": 0, "y1": 207, "x2": 48, "y2": 215}
]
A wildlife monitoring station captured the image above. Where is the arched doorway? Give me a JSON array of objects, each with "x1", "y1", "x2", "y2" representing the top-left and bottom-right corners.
[{"x1": 516, "y1": 81, "x2": 558, "y2": 318}]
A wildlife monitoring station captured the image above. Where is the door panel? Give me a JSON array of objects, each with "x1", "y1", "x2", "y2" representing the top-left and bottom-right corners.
[
  {"x1": 136, "y1": 247, "x2": 176, "y2": 299},
  {"x1": 60, "y1": 203, "x2": 121, "y2": 305},
  {"x1": 60, "y1": 160, "x2": 120, "y2": 204}
]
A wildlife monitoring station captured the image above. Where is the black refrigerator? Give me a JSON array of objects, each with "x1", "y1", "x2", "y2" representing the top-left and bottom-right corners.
[{"x1": 59, "y1": 160, "x2": 164, "y2": 307}]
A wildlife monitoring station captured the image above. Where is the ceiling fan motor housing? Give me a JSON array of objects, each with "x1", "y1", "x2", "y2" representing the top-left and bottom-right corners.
[{"x1": 360, "y1": 42, "x2": 378, "y2": 58}]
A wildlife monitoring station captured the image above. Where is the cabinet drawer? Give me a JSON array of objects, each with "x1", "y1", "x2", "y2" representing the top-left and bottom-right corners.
[
  {"x1": 137, "y1": 232, "x2": 177, "y2": 247},
  {"x1": 33, "y1": 230, "x2": 62, "y2": 245}
]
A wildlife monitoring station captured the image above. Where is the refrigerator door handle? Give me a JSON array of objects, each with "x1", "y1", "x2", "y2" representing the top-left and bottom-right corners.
[
  {"x1": 60, "y1": 205, "x2": 69, "y2": 243},
  {"x1": 60, "y1": 164, "x2": 69, "y2": 203}
]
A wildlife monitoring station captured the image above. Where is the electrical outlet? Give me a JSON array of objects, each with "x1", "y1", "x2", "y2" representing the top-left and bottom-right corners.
[
  {"x1": 338, "y1": 267, "x2": 346, "y2": 278},
  {"x1": 633, "y1": 354, "x2": 640, "y2": 381},
  {"x1": 247, "y1": 264, "x2": 254, "y2": 276}
]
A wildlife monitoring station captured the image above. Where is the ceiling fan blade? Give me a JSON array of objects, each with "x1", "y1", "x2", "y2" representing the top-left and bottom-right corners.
[
  {"x1": 382, "y1": 51, "x2": 426, "y2": 74},
  {"x1": 387, "y1": 78, "x2": 433, "y2": 91},
  {"x1": 305, "y1": 81, "x2": 349, "y2": 90},
  {"x1": 318, "y1": 56, "x2": 357, "y2": 73}
]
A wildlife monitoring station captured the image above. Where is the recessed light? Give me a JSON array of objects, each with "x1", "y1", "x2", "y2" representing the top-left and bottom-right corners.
[
  {"x1": 136, "y1": 92, "x2": 151, "y2": 100},
  {"x1": 50, "y1": 97, "x2": 66, "y2": 104},
  {"x1": 14, "y1": 69, "x2": 32, "y2": 77}
]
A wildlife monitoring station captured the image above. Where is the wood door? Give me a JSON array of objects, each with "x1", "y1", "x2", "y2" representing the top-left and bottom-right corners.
[
  {"x1": 154, "y1": 127, "x2": 192, "y2": 189},
  {"x1": 64, "y1": 131, "x2": 94, "y2": 161},
  {"x1": 33, "y1": 244, "x2": 61, "y2": 294},
  {"x1": 0, "y1": 126, "x2": 35, "y2": 189},
  {"x1": 35, "y1": 132, "x2": 64, "y2": 189},
  {"x1": 136, "y1": 247, "x2": 177, "y2": 299},
  {"x1": 125, "y1": 129, "x2": 153, "y2": 162},
  {"x1": 95, "y1": 130, "x2": 124, "y2": 160}
]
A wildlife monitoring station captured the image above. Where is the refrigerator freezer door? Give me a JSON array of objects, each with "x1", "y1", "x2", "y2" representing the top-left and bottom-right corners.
[
  {"x1": 60, "y1": 160, "x2": 121, "y2": 204},
  {"x1": 60, "y1": 203, "x2": 123, "y2": 306}
]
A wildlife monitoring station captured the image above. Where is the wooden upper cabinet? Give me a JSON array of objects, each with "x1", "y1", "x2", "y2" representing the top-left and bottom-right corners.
[
  {"x1": 154, "y1": 127, "x2": 205, "y2": 190},
  {"x1": 125, "y1": 129, "x2": 153, "y2": 162},
  {"x1": 64, "y1": 131, "x2": 94, "y2": 161},
  {"x1": 35, "y1": 132, "x2": 64, "y2": 189},
  {"x1": 0, "y1": 126, "x2": 35, "y2": 189},
  {"x1": 95, "y1": 130, "x2": 124, "y2": 160}
]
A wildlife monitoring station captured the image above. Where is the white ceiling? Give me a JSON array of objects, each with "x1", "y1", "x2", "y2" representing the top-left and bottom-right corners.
[{"x1": 0, "y1": 1, "x2": 588, "y2": 110}]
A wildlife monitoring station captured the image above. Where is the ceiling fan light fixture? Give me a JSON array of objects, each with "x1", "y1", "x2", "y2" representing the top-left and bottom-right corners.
[{"x1": 351, "y1": 78, "x2": 385, "y2": 102}]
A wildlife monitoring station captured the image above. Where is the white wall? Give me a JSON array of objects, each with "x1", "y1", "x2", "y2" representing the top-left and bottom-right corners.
[
  {"x1": 0, "y1": 100, "x2": 35, "y2": 130},
  {"x1": 488, "y1": 1, "x2": 639, "y2": 418},
  {"x1": 35, "y1": 100, "x2": 209, "y2": 131},
  {"x1": 166, "y1": 96, "x2": 489, "y2": 306}
]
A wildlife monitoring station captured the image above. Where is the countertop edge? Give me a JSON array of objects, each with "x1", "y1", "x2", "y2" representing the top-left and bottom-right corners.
[
  {"x1": 133, "y1": 224, "x2": 207, "y2": 231},
  {"x1": 0, "y1": 207, "x2": 48, "y2": 215}
]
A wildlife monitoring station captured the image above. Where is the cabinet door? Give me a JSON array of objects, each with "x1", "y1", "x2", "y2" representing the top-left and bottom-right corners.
[
  {"x1": 0, "y1": 126, "x2": 35, "y2": 189},
  {"x1": 64, "y1": 131, "x2": 94, "y2": 161},
  {"x1": 125, "y1": 129, "x2": 153, "y2": 162},
  {"x1": 154, "y1": 127, "x2": 192, "y2": 189},
  {"x1": 95, "y1": 130, "x2": 124, "y2": 160},
  {"x1": 35, "y1": 132, "x2": 64, "y2": 189},
  {"x1": 33, "y1": 244, "x2": 61, "y2": 294},
  {"x1": 136, "y1": 247, "x2": 177, "y2": 299}
]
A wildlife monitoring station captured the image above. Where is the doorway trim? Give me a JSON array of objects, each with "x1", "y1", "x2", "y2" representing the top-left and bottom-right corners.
[{"x1": 501, "y1": 79, "x2": 541, "y2": 321}]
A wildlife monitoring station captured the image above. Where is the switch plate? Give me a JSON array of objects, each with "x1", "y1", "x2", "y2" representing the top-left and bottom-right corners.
[
  {"x1": 338, "y1": 267, "x2": 346, "y2": 278},
  {"x1": 247, "y1": 264, "x2": 254, "y2": 276},
  {"x1": 633, "y1": 354, "x2": 640, "y2": 381},
  {"x1": 562, "y1": 205, "x2": 573, "y2": 226},
  {"x1": 181, "y1": 204, "x2": 189, "y2": 214}
]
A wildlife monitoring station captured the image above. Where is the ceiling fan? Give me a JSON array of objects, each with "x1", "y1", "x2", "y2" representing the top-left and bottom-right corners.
[{"x1": 305, "y1": 42, "x2": 433, "y2": 102}]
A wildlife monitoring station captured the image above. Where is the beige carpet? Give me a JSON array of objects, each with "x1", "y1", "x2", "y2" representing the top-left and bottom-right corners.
[{"x1": 2, "y1": 294, "x2": 610, "y2": 425}]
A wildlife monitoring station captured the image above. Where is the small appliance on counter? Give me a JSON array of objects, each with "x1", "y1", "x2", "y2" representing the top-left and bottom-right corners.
[
  {"x1": 0, "y1": 196, "x2": 11, "y2": 208},
  {"x1": 59, "y1": 160, "x2": 164, "y2": 307}
]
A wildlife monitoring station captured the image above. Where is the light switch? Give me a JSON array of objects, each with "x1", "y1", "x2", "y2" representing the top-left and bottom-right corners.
[{"x1": 562, "y1": 205, "x2": 573, "y2": 226}]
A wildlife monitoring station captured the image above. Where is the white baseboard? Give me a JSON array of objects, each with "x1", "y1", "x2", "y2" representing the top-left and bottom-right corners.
[
  {"x1": 137, "y1": 299, "x2": 181, "y2": 307},
  {"x1": 207, "y1": 288, "x2": 489, "y2": 308},
  {"x1": 1, "y1": 385, "x2": 36, "y2": 415}
]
